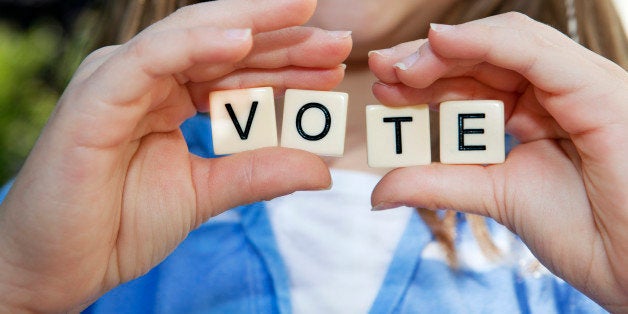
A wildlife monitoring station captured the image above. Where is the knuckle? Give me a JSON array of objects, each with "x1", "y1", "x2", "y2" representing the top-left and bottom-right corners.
[
  {"x1": 504, "y1": 11, "x2": 534, "y2": 25},
  {"x1": 170, "y1": 5, "x2": 195, "y2": 22},
  {"x1": 180, "y1": 27, "x2": 198, "y2": 43},
  {"x1": 126, "y1": 35, "x2": 153, "y2": 59},
  {"x1": 79, "y1": 46, "x2": 118, "y2": 69},
  {"x1": 84, "y1": 46, "x2": 112, "y2": 62}
]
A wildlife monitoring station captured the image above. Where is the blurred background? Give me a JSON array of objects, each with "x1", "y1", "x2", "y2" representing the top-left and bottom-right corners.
[
  {"x1": 0, "y1": 0, "x2": 101, "y2": 185},
  {"x1": 0, "y1": 0, "x2": 626, "y2": 186}
]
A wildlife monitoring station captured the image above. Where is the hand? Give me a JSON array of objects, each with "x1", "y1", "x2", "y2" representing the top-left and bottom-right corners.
[
  {"x1": 369, "y1": 12, "x2": 628, "y2": 312},
  {"x1": 0, "y1": 0, "x2": 352, "y2": 311}
]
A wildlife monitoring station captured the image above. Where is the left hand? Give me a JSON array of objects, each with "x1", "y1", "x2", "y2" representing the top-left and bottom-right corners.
[
  {"x1": 368, "y1": 12, "x2": 628, "y2": 312},
  {"x1": 0, "y1": 0, "x2": 351, "y2": 312}
]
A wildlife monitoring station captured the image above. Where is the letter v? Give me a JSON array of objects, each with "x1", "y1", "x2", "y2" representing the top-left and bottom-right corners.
[{"x1": 225, "y1": 101, "x2": 258, "y2": 140}]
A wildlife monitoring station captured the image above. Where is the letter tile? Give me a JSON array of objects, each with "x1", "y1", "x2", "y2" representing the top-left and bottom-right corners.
[
  {"x1": 439, "y1": 100, "x2": 505, "y2": 164},
  {"x1": 209, "y1": 87, "x2": 278, "y2": 155},
  {"x1": 366, "y1": 104, "x2": 431, "y2": 168},
  {"x1": 281, "y1": 89, "x2": 348, "y2": 156}
]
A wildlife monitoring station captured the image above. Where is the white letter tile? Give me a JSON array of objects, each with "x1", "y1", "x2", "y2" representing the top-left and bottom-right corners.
[
  {"x1": 281, "y1": 89, "x2": 348, "y2": 156},
  {"x1": 366, "y1": 104, "x2": 431, "y2": 168},
  {"x1": 439, "y1": 100, "x2": 505, "y2": 164},
  {"x1": 209, "y1": 87, "x2": 278, "y2": 155}
]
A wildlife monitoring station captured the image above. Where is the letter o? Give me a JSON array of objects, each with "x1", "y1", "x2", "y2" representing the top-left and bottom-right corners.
[{"x1": 296, "y1": 103, "x2": 332, "y2": 141}]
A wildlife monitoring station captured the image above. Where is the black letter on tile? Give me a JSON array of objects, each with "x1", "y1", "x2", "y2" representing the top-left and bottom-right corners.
[
  {"x1": 296, "y1": 103, "x2": 331, "y2": 141},
  {"x1": 458, "y1": 113, "x2": 486, "y2": 151},
  {"x1": 383, "y1": 117, "x2": 413, "y2": 154},
  {"x1": 225, "y1": 101, "x2": 258, "y2": 140}
]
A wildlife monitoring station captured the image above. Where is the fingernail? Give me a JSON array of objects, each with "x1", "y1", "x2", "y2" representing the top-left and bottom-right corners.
[
  {"x1": 223, "y1": 28, "x2": 252, "y2": 41},
  {"x1": 338, "y1": 63, "x2": 347, "y2": 70},
  {"x1": 371, "y1": 202, "x2": 405, "y2": 211},
  {"x1": 368, "y1": 48, "x2": 394, "y2": 58},
  {"x1": 430, "y1": 23, "x2": 455, "y2": 32},
  {"x1": 393, "y1": 50, "x2": 419, "y2": 71},
  {"x1": 328, "y1": 30, "x2": 352, "y2": 39}
]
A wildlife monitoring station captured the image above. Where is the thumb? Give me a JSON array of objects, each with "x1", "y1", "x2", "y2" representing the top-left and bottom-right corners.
[
  {"x1": 371, "y1": 140, "x2": 584, "y2": 229},
  {"x1": 191, "y1": 147, "x2": 331, "y2": 222},
  {"x1": 371, "y1": 162, "x2": 503, "y2": 218}
]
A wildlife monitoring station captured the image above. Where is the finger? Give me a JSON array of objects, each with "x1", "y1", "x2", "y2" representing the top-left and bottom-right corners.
[
  {"x1": 181, "y1": 26, "x2": 352, "y2": 83},
  {"x1": 506, "y1": 88, "x2": 571, "y2": 142},
  {"x1": 455, "y1": 11, "x2": 610, "y2": 68},
  {"x1": 148, "y1": 0, "x2": 317, "y2": 36},
  {"x1": 189, "y1": 65, "x2": 346, "y2": 111},
  {"x1": 241, "y1": 27, "x2": 352, "y2": 69},
  {"x1": 370, "y1": 40, "x2": 528, "y2": 93},
  {"x1": 134, "y1": 87, "x2": 198, "y2": 138},
  {"x1": 427, "y1": 12, "x2": 628, "y2": 134},
  {"x1": 371, "y1": 140, "x2": 583, "y2": 225},
  {"x1": 395, "y1": 48, "x2": 527, "y2": 93},
  {"x1": 71, "y1": 46, "x2": 120, "y2": 82},
  {"x1": 371, "y1": 159, "x2": 505, "y2": 218},
  {"x1": 371, "y1": 77, "x2": 518, "y2": 108},
  {"x1": 93, "y1": 27, "x2": 252, "y2": 103},
  {"x1": 191, "y1": 147, "x2": 331, "y2": 222},
  {"x1": 372, "y1": 79, "x2": 569, "y2": 143},
  {"x1": 367, "y1": 39, "x2": 425, "y2": 84},
  {"x1": 55, "y1": 27, "x2": 252, "y2": 150}
]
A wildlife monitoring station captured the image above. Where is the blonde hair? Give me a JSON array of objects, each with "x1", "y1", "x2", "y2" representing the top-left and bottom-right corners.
[{"x1": 95, "y1": 0, "x2": 628, "y2": 267}]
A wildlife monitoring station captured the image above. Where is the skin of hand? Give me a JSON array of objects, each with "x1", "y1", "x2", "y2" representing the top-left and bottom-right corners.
[
  {"x1": 0, "y1": 0, "x2": 352, "y2": 311},
  {"x1": 369, "y1": 12, "x2": 628, "y2": 312}
]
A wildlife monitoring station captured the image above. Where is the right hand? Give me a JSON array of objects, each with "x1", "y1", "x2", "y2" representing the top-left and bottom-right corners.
[
  {"x1": 368, "y1": 13, "x2": 628, "y2": 311},
  {"x1": 0, "y1": 0, "x2": 352, "y2": 312}
]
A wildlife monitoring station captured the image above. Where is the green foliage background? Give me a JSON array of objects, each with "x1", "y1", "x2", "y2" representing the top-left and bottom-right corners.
[
  {"x1": 0, "y1": 23, "x2": 59, "y2": 185},
  {"x1": 0, "y1": 16, "x2": 93, "y2": 186}
]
